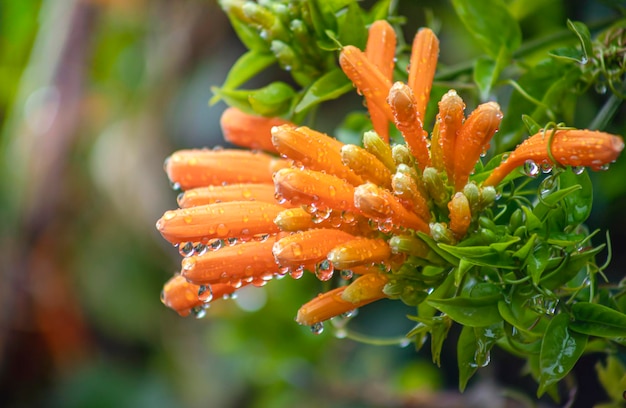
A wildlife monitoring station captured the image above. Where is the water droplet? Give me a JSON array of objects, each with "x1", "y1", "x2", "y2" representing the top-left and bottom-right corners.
[
  {"x1": 334, "y1": 328, "x2": 347, "y2": 339},
  {"x1": 522, "y1": 160, "x2": 540, "y2": 177},
  {"x1": 340, "y1": 269, "x2": 353, "y2": 280},
  {"x1": 341, "y1": 309, "x2": 358, "y2": 319},
  {"x1": 227, "y1": 237, "x2": 238, "y2": 246},
  {"x1": 208, "y1": 239, "x2": 223, "y2": 251},
  {"x1": 179, "y1": 242, "x2": 195, "y2": 257},
  {"x1": 377, "y1": 219, "x2": 394, "y2": 233},
  {"x1": 311, "y1": 207, "x2": 332, "y2": 224},
  {"x1": 163, "y1": 210, "x2": 177, "y2": 221},
  {"x1": 315, "y1": 260, "x2": 334, "y2": 281},
  {"x1": 289, "y1": 265, "x2": 304, "y2": 279},
  {"x1": 540, "y1": 163, "x2": 552, "y2": 173},
  {"x1": 191, "y1": 306, "x2": 207, "y2": 319},
  {"x1": 310, "y1": 322, "x2": 324, "y2": 335},
  {"x1": 291, "y1": 243, "x2": 303, "y2": 257},
  {"x1": 216, "y1": 223, "x2": 230, "y2": 237},
  {"x1": 595, "y1": 81, "x2": 607, "y2": 94},
  {"x1": 181, "y1": 257, "x2": 196, "y2": 271},
  {"x1": 251, "y1": 278, "x2": 268, "y2": 287},
  {"x1": 341, "y1": 211, "x2": 356, "y2": 224},
  {"x1": 572, "y1": 166, "x2": 585, "y2": 175},
  {"x1": 170, "y1": 182, "x2": 182, "y2": 192},
  {"x1": 198, "y1": 285, "x2": 213, "y2": 303},
  {"x1": 194, "y1": 243, "x2": 207, "y2": 256}
]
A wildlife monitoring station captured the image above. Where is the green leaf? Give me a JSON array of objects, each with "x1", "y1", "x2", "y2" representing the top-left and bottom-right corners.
[
  {"x1": 567, "y1": 20, "x2": 593, "y2": 64},
  {"x1": 539, "y1": 245, "x2": 604, "y2": 289},
  {"x1": 227, "y1": 12, "x2": 269, "y2": 52},
  {"x1": 521, "y1": 114, "x2": 541, "y2": 135},
  {"x1": 336, "y1": 2, "x2": 367, "y2": 50},
  {"x1": 560, "y1": 168, "x2": 593, "y2": 227},
  {"x1": 248, "y1": 81, "x2": 296, "y2": 116},
  {"x1": 437, "y1": 243, "x2": 517, "y2": 269},
  {"x1": 527, "y1": 243, "x2": 550, "y2": 285},
  {"x1": 473, "y1": 46, "x2": 509, "y2": 100},
  {"x1": 451, "y1": 0, "x2": 521, "y2": 58},
  {"x1": 538, "y1": 313, "x2": 588, "y2": 396},
  {"x1": 427, "y1": 293, "x2": 502, "y2": 327},
  {"x1": 430, "y1": 316, "x2": 452, "y2": 367},
  {"x1": 457, "y1": 325, "x2": 478, "y2": 392},
  {"x1": 210, "y1": 51, "x2": 276, "y2": 106},
  {"x1": 295, "y1": 68, "x2": 352, "y2": 113},
  {"x1": 532, "y1": 184, "x2": 582, "y2": 221},
  {"x1": 570, "y1": 303, "x2": 626, "y2": 338},
  {"x1": 549, "y1": 46, "x2": 586, "y2": 64},
  {"x1": 596, "y1": 355, "x2": 626, "y2": 403}
]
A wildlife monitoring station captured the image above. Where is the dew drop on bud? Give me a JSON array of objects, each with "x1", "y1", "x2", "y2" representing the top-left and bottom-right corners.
[
  {"x1": 194, "y1": 243, "x2": 207, "y2": 256},
  {"x1": 191, "y1": 306, "x2": 207, "y2": 319},
  {"x1": 522, "y1": 160, "x2": 540, "y2": 177},
  {"x1": 340, "y1": 269, "x2": 354, "y2": 280},
  {"x1": 341, "y1": 309, "x2": 358, "y2": 319},
  {"x1": 290, "y1": 265, "x2": 305, "y2": 279},
  {"x1": 198, "y1": 285, "x2": 213, "y2": 303},
  {"x1": 179, "y1": 242, "x2": 195, "y2": 257},
  {"x1": 315, "y1": 260, "x2": 334, "y2": 281},
  {"x1": 572, "y1": 166, "x2": 585, "y2": 175},
  {"x1": 310, "y1": 322, "x2": 324, "y2": 335}
]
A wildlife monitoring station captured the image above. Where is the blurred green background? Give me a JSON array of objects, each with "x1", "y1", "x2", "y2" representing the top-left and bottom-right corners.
[{"x1": 0, "y1": 1, "x2": 624, "y2": 407}]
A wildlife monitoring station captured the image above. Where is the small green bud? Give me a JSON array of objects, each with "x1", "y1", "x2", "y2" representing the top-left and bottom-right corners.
[
  {"x1": 392, "y1": 144, "x2": 414, "y2": 167},
  {"x1": 363, "y1": 130, "x2": 396, "y2": 172},
  {"x1": 463, "y1": 182, "x2": 480, "y2": 213},
  {"x1": 423, "y1": 167, "x2": 450, "y2": 209},
  {"x1": 429, "y1": 222, "x2": 454, "y2": 244},
  {"x1": 479, "y1": 185, "x2": 498, "y2": 208},
  {"x1": 509, "y1": 208, "x2": 523, "y2": 231}
]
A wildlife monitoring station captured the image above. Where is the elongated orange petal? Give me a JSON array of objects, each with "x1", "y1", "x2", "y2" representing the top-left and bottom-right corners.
[
  {"x1": 220, "y1": 106, "x2": 293, "y2": 153},
  {"x1": 327, "y1": 237, "x2": 391, "y2": 269},
  {"x1": 271, "y1": 125, "x2": 364, "y2": 186},
  {"x1": 437, "y1": 90, "x2": 466, "y2": 184},
  {"x1": 156, "y1": 201, "x2": 283, "y2": 244},
  {"x1": 484, "y1": 129, "x2": 625, "y2": 186},
  {"x1": 407, "y1": 28, "x2": 439, "y2": 121},
  {"x1": 448, "y1": 192, "x2": 471, "y2": 240},
  {"x1": 296, "y1": 274, "x2": 388, "y2": 325},
  {"x1": 273, "y1": 207, "x2": 374, "y2": 236},
  {"x1": 165, "y1": 149, "x2": 276, "y2": 190},
  {"x1": 339, "y1": 45, "x2": 394, "y2": 123},
  {"x1": 181, "y1": 236, "x2": 280, "y2": 285},
  {"x1": 272, "y1": 228, "x2": 355, "y2": 268},
  {"x1": 365, "y1": 20, "x2": 397, "y2": 142},
  {"x1": 391, "y1": 171, "x2": 431, "y2": 221},
  {"x1": 354, "y1": 182, "x2": 429, "y2": 233},
  {"x1": 273, "y1": 168, "x2": 358, "y2": 212},
  {"x1": 341, "y1": 273, "x2": 389, "y2": 303},
  {"x1": 341, "y1": 144, "x2": 392, "y2": 189},
  {"x1": 388, "y1": 82, "x2": 431, "y2": 170},
  {"x1": 161, "y1": 275, "x2": 239, "y2": 316},
  {"x1": 177, "y1": 183, "x2": 287, "y2": 208},
  {"x1": 453, "y1": 102, "x2": 503, "y2": 191}
]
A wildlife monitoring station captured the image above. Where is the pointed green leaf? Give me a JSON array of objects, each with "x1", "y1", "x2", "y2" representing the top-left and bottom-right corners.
[
  {"x1": 295, "y1": 68, "x2": 352, "y2": 113},
  {"x1": 538, "y1": 313, "x2": 587, "y2": 396},
  {"x1": 210, "y1": 51, "x2": 276, "y2": 105},
  {"x1": 567, "y1": 20, "x2": 593, "y2": 63},
  {"x1": 337, "y1": 2, "x2": 367, "y2": 50},
  {"x1": 430, "y1": 316, "x2": 452, "y2": 367},
  {"x1": 457, "y1": 325, "x2": 478, "y2": 392},
  {"x1": 570, "y1": 303, "x2": 626, "y2": 338},
  {"x1": 427, "y1": 293, "x2": 502, "y2": 327}
]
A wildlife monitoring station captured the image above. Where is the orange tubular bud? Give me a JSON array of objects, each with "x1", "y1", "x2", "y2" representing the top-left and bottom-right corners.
[
  {"x1": 327, "y1": 237, "x2": 392, "y2": 269},
  {"x1": 274, "y1": 207, "x2": 374, "y2": 236},
  {"x1": 181, "y1": 236, "x2": 280, "y2": 285},
  {"x1": 271, "y1": 125, "x2": 364, "y2": 186},
  {"x1": 339, "y1": 45, "x2": 395, "y2": 123},
  {"x1": 341, "y1": 273, "x2": 389, "y2": 303},
  {"x1": 296, "y1": 274, "x2": 388, "y2": 325},
  {"x1": 341, "y1": 144, "x2": 393, "y2": 189},
  {"x1": 453, "y1": 102, "x2": 503, "y2": 191},
  {"x1": 156, "y1": 201, "x2": 283, "y2": 244},
  {"x1": 220, "y1": 107, "x2": 293, "y2": 153},
  {"x1": 161, "y1": 275, "x2": 240, "y2": 316},
  {"x1": 448, "y1": 192, "x2": 471, "y2": 240},
  {"x1": 365, "y1": 20, "x2": 397, "y2": 142},
  {"x1": 391, "y1": 171, "x2": 431, "y2": 222},
  {"x1": 354, "y1": 183, "x2": 430, "y2": 233},
  {"x1": 437, "y1": 90, "x2": 466, "y2": 183},
  {"x1": 388, "y1": 82, "x2": 431, "y2": 170},
  {"x1": 407, "y1": 28, "x2": 439, "y2": 121},
  {"x1": 177, "y1": 183, "x2": 288, "y2": 208},
  {"x1": 273, "y1": 168, "x2": 358, "y2": 212},
  {"x1": 165, "y1": 149, "x2": 275, "y2": 190},
  {"x1": 272, "y1": 228, "x2": 355, "y2": 269},
  {"x1": 483, "y1": 129, "x2": 625, "y2": 187}
]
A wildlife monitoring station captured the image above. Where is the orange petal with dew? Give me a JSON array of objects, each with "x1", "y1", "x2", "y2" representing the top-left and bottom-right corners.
[
  {"x1": 273, "y1": 207, "x2": 374, "y2": 236},
  {"x1": 453, "y1": 102, "x2": 502, "y2": 191},
  {"x1": 181, "y1": 236, "x2": 281, "y2": 285},
  {"x1": 273, "y1": 168, "x2": 358, "y2": 212},
  {"x1": 177, "y1": 183, "x2": 289, "y2": 208},
  {"x1": 295, "y1": 274, "x2": 388, "y2": 325},
  {"x1": 391, "y1": 171, "x2": 431, "y2": 221},
  {"x1": 220, "y1": 106, "x2": 292, "y2": 153},
  {"x1": 365, "y1": 20, "x2": 397, "y2": 142},
  {"x1": 339, "y1": 45, "x2": 394, "y2": 123},
  {"x1": 271, "y1": 124, "x2": 364, "y2": 186},
  {"x1": 327, "y1": 237, "x2": 391, "y2": 269},
  {"x1": 448, "y1": 192, "x2": 471, "y2": 240},
  {"x1": 161, "y1": 275, "x2": 239, "y2": 316},
  {"x1": 437, "y1": 90, "x2": 466, "y2": 184},
  {"x1": 407, "y1": 27, "x2": 439, "y2": 121},
  {"x1": 354, "y1": 182, "x2": 429, "y2": 233},
  {"x1": 341, "y1": 144, "x2": 392, "y2": 189},
  {"x1": 272, "y1": 228, "x2": 356, "y2": 269},
  {"x1": 165, "y1": 149, "x2": 276, "y2": 190},
  {"x1": 483, "y1": 129, "x2": 625, "y2": 187},
  {"x1": 156, "y1": 201, "x2": 283, "y2": 244},
  {"x1": 388, "y1": 82, "x2": 431, "y2": 170},
  {"x1": 341, "y1": 273, "x2": 389, "y2": 303}
]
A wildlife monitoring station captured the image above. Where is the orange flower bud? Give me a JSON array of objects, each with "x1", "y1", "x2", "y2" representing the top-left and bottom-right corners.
[
  {"x1": 354, "y1": 183, "x2": 430, "y2": 233},
  {"x1": 273, "y1": 207, "x2": 373, "y2": 236},
  {"x1": 181, "y1": 235, "x2": 280, "y2": 285},
  {"x1": 341, "y1": 144, "x2": 392, "y2": 189},
  {"x1": 165, "y1": 149, "x2": 275, "y2": 190},
  {"x1": 161, "y1": 275, "x2": 239, "y2": 316},
  {"x1": 156, "y1": 201, "x2": 283, "y2": 244},
  {"x1": 341, "y1": 273, "x2": 389, "y2": 304},
  {"x1": 453, "y1": 102, "x2": 503, "y2": 191},
  {"x1": 177, "y1": 183, "x2": 286, "y2": 208},
  {"x1": 407, "y1": 28, "x2": 439, "y2": 121},
  {"x1": 272, "y1": 228, "x2": 355, "y2": 269},
  {"x1": 391, "y1": 171, "x2": 431, "y2": 222},
  {"x1": 339, "y1": 45, "x2": 394, "y2": 123},
  {"x1": 388, "y1": 82, "x2": 431, "y2": 170},
  {"x1": 436, "y1": 90, "x2": 466, "y2": 184},
  {"x1": 448, "y1": 192, "x2": 471, "y2": 240},
  {"x1": 327, "y1": 237, "x2": 392, "y2": 269},
  {"x1": 483, "y1": 129, "x2": 625, "y2": 187},
  {"x1": 273, "y1": 168, "x2": 358, "y2": 212},
  {"x1": 220, "y1": 106, "x2": 293, "y2": 153},
  {"x1": 365, "y1": 20, "x2": 397, "y2": 142},
  {"x1": 271, "y1": 125, "x2": 364, "y2": 186}
]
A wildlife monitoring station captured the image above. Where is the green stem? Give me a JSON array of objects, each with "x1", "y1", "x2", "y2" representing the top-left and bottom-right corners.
[
  {"x1": 589, "y1": 89, "x2": 625, "y2": 131},
  {"x1": 338, "y1": 328, "x2": 411, "y2": 347}
]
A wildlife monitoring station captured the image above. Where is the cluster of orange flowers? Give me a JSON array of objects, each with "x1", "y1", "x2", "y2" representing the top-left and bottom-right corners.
[{"x1": 157, "y1": 21, "x2": 624, "y2": 331}]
